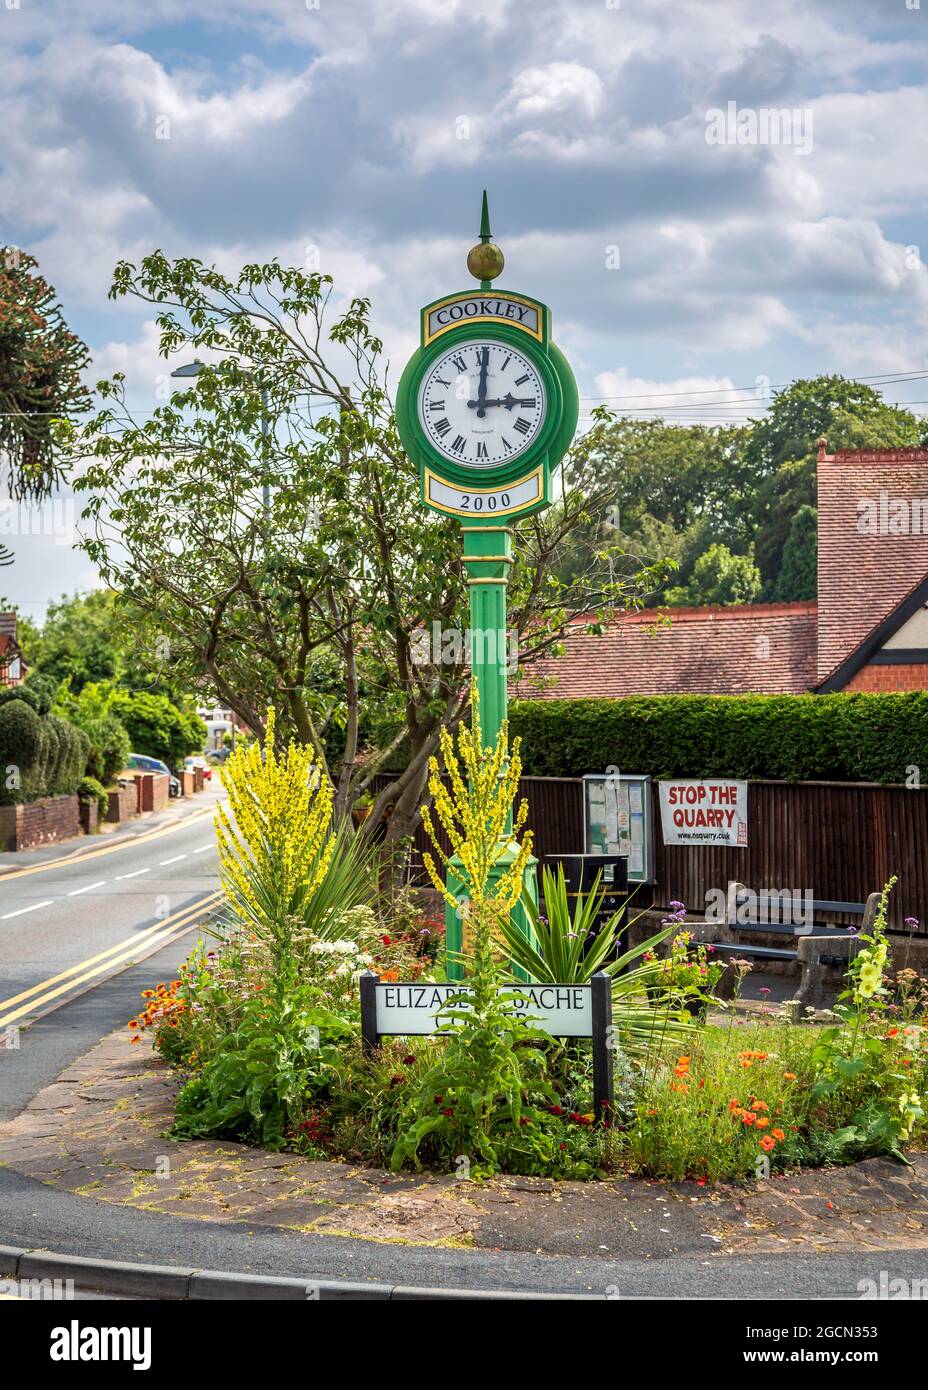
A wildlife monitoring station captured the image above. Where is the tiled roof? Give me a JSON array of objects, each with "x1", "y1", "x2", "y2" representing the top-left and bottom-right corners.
[
  {"x1": 816, "y1": 442, "x2": 928, "y2": 685},
  {"x1": 515, "y1": 602, "x2": 819, "y2": 698}
]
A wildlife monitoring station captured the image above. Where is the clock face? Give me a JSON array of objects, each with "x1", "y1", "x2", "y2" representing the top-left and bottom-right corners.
[{"x1": 416, "y1": 339, "x2": 547, "y2": 468}]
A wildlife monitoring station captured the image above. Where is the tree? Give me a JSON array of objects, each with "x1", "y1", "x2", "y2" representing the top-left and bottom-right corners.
[
  {"x1": 0, "y1": 248, "x2": 90, "y2": 502},
  {"x1": 110, "y1": 691, "x2": 206, "y2": 769},
  {"x1": 55, "y1": 681, "x2": 132, "y2": 784},
  {"x1": 561, "y1": 418, "x2": 754, "y2": 602},
  {"x1": 28, "y1": 590, "x2": 123, "y2": 692},
  {"x1": 22, "y1": 588, "x2": 192, "y2": 701},
  {"x1": 748, "y1": 377, "x2": 925, "y2": 591},
  {"x1": 770, "y1": 505, "x2": 817, "y2": 602},
  {"x1": 663, "y1": 543, "x2": 761, "y2": 606},
  {"x1": 63, "y1": 253, "x2": 664, "y2": 850}
]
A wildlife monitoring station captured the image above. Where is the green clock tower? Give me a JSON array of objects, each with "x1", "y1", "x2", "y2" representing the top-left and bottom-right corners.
[{"x1": 396, "y1": 193, "x2": 579, "y2": 976}]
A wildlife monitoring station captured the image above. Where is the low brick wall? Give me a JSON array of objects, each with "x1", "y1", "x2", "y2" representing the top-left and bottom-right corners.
[
  {"x1": 78, "y1": 798, "x2": 99, "y2": 835},
  {"x1": 138, "y1": 772, "x2": 170, "y2": 813},
  {"x1": 181, "y1": 770, "x2": 195, "y2": 797},
  {"x1": 0, "y1": 794, "x2": 81, "y2": 852},
  {"x1": 194, "y1": 767, "x2": 205, "y2": 793},
  {"x1": 106, "y1": 785, "x2": 136, "y2": 824}
]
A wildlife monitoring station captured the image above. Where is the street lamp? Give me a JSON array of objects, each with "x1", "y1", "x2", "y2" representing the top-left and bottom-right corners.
[{"x1": 170, "y1": 359, "x2": 271, "y2": 509}]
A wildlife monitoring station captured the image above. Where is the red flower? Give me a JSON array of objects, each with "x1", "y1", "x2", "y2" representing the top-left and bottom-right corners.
[{"x1": 441, "y1": 1107, "x2": 454, "y2": 1118}]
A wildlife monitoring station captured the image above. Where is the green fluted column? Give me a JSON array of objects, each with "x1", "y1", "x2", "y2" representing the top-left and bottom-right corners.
[{"x1": 443, "y1": 526, "x2": 538, "y2": 981}]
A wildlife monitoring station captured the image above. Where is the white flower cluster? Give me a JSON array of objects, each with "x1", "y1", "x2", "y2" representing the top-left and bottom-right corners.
[{"x1": 309, "y1": 939, "x2": 359, "y2": 956}]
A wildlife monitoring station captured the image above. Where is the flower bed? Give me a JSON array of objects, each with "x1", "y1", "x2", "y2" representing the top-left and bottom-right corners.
[{"x1": 130, "y1": 702, "x2": 928, "y2": 1184}]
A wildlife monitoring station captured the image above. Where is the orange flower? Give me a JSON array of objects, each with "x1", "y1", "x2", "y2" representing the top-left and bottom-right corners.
[
  {"x1": 888, "y1": 1027, "x2": 899, "y2": 1038},
  {"x1": 670, "y1": 1081, "x2": 689, "y2": 1094},
  {"x1": 755, "y1": 1117, "x2": 770, "y2": 1129},
  {"x1": 751, "y1": 1100, "x2": 769, "y2": 1111},
  {"x1": 381, "y1": 969, "x2": 399, "y2": 983},
  {"x1": 771, "y1": 1128, "x2": 785, "y2": 1141},
  {"x1": 783, "y1": 1072, "x2": 797, "y2": 1080},
  {"x1": 741, "y1": 1111, "x2": 756, "y2": 1126},
  {"x1": 729, "y1": 1098, "x2": 742, "y2": 1113},
  {"x1": 759, "y1": 1136, "x2": 775, "y2": 1152}
]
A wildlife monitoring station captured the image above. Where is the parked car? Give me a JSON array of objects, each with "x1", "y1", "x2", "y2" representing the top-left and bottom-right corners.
[
  {"x1": 126, "y1": 752, "x2": 181, "y2": 798},
  {"x1": 205, "y1": 747, "x2": 230, "y2": 764},
  {"x1": 184, "y1": 755, "x2": 212, "y2": 782}
]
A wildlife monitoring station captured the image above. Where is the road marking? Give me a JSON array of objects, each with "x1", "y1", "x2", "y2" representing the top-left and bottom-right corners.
[
  {"x1": 1, "y1": 900, "x2": 54, "y2": 921},
  {"x1": 193, "y1": 845, "x2": 211, "y2": 854},
  {"x1": 0, "y1": 805, "x2": 217, "y2": 882},
  {"x1": 159, "y1": 855, "x2": 186, "y2": 866},
  {"x1": 67, "y1": 880, "x2": 107, "y2": 897},
  {"x1": 0, "y1": 890, "x2": 224, "y2": 1029},
  {"x1": 117, "y1": 867, "x2": 150, "y2": 880}
]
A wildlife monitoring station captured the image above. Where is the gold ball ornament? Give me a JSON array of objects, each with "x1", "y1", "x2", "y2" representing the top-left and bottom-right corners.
[{"x1": 467, "y1": 241, "x2": 505, "y2": 282}]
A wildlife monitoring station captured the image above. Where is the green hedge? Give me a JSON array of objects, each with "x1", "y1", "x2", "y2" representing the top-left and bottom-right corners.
[
  {"x1": 0, "y1": 697, "x2": 90, "y2": 804},
  {"x1": 508, "y1": 694, "x2": 928, "y2": 784}
]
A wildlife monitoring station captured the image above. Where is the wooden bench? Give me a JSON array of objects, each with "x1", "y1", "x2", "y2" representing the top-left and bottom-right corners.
[{"x1": 699, "y1": 882, "x2": 880, "y2": 1008}]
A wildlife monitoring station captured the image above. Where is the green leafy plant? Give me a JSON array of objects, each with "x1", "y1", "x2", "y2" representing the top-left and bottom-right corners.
[
  {"x1": 809, "y1": 877, "x2": 924, "y2": 1162},
  {"x1": 77, "y1": 775, "x2": 108, "y2": 817},
  {"x1": 172, "y1": 972, "x2": 352, "y2": 1148},
  {"x1": 497, "y1": 864, "x2": 692, "y2": 1057},
  {"x1": 391, "y1": 690, "x2": 560, "y2": 1177}
]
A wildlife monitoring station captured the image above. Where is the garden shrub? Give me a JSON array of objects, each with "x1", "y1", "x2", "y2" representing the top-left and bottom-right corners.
[
  {"x1": 0, "y1": 698, "x2": 89, "y2": 804},
  {"x1": 509, "y1": 691, "x2": 928, "y2": 783},
  {"x1": 78, "y1": 776, "x2": 108, "y2": 816}
]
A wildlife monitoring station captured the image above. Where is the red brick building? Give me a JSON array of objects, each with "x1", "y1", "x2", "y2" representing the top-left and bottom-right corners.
[
  {"x1": 520, "y1": 441, "x2": 928, "y2": 699},
  {"x1": 0, "y1": 612, "x2": 26, "y2": 688}
]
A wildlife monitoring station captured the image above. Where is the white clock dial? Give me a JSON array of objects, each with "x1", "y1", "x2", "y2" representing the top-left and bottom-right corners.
[{"x1": 417, "y1": 339, "x2": 547, "y2": 468}]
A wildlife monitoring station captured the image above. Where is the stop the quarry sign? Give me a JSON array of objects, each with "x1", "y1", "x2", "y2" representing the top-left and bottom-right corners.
[{"x1": 659, "y1": 778, "x2": 748, "y2": 847}]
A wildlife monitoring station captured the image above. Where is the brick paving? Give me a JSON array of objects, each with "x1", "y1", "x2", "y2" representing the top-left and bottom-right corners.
[{"x1": 0, "y1": 1029, "x2": 925, "y2": 1259}]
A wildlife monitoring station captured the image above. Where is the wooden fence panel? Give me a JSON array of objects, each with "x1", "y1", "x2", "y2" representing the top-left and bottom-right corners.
[{"x1": 371, "y1": 774, "x2": 928, "y2": 928}]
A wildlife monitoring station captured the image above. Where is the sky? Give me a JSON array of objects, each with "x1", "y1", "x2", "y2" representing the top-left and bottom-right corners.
[{"x1": 1, "y1": 0, "x2": 927, "y2": 619}]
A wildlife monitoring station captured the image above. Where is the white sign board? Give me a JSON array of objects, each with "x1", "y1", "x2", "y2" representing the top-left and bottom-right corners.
[
  {"x1": 659, "y1": 778, "x2": 749, "y2": 847},
  {"x1": 373, "y1": 981, "x2": 593, "y2": 1038}
]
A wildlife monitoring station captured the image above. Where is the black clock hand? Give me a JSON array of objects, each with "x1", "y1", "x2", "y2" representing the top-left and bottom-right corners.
[
  {"x1": 468, "y1": 349, "x2": 490, "y2": 417},
  {"x1": 467, "y1": 392, "x2": 535, "y2": 411}
]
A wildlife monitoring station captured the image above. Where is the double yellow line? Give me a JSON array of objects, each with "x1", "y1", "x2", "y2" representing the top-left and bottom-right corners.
[{"x1": 0, "y1": 890, "x2": 224, "y2": 1032}]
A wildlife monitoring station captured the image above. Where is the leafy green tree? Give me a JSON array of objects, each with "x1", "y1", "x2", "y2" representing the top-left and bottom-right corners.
[
  {"x1": 770, "y1": 505, "x2": 817, "y2": 602},
  {"x1": 62, "y1": 253, "x2": 664, "y2": 848},
  {"x1": 748, "y1": 378, "x2": 925, "y2": 590},
  {"x1": 0, "y1": 248, "x2": 90, "y2": 503},
  {"x1": 663, "y1": 543, "x2": 761, "y2": 606},
  {"x1": 28, "y1": 590, "x2": 123, "y2": 692},
  {"x1": 110, "y1": 690, "x2": 205, "y2": 769},
  {"x1": 563, "y1": 418, "x2": 754, "y2": 600},
  {"x1": 55, "y1": 681, "x2": 132, "y2": 784}
]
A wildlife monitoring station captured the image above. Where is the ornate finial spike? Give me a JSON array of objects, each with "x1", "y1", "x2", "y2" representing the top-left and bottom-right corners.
[
  {"x1": 479, "y1": 190, "x2": 491, "y2": 243},
  {"x1": 467, "y1": 190, "x2": 505, "y2": 285}
]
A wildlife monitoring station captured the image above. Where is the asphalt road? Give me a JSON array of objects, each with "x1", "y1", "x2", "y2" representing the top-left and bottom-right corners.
[
  {"x1": 2, "y1": 1166, "x2": 925, "y2": 1299},
  {"x1": 0, "y1": 790, "x2": 223, "y2": 1120}
]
